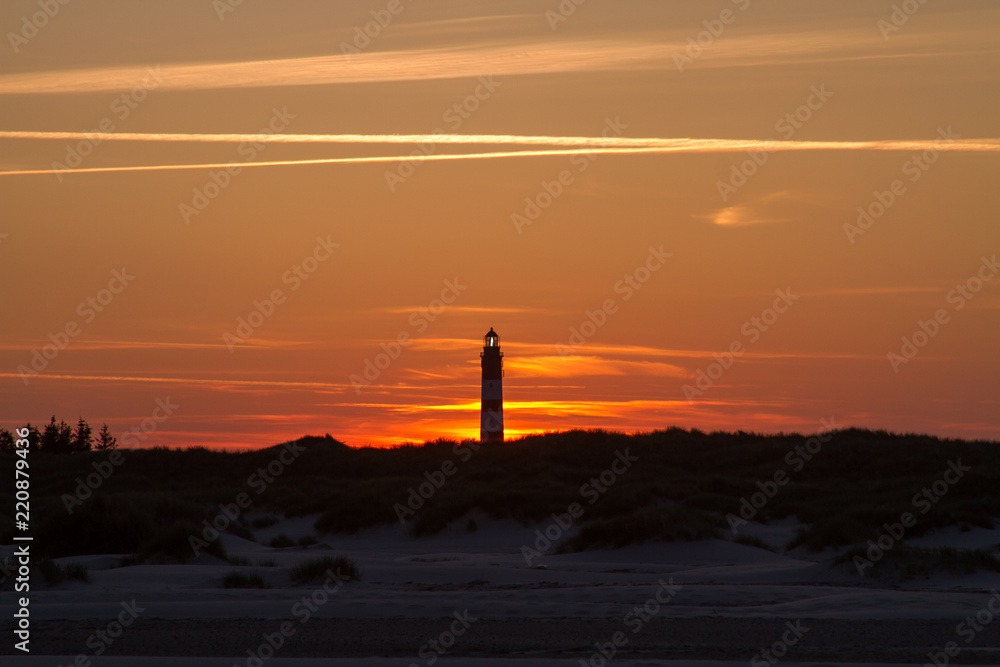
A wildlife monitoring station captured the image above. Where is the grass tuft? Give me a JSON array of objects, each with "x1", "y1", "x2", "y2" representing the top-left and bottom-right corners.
[
  {"x1": 734, "y1": 534, "x2": 779, "y2": 552},
  {"x1": 268, "y1": 534, "x2": 295, "y2": 548},
  {"x1": 251, "y1": 516, "x2": 280, "y2": 530},
  {"x1": 222, "y1": 571, "x2": 270, "y2": 588},
  {"x1": 835, "y1": 544, "x2": 1000, "y2": 580},
  {"x1": 557, "y1": 505, "x2": 721, "y2": 553},
  {"x1": 37, "y1": 559, "x2": 89, "y2": 585},
  {"x1": 289, "y1": 556, "x2": 361, "y2": 584}
]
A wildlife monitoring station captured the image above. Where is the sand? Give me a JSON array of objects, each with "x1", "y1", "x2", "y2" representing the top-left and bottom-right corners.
[{"x1": 2, "y1": 513, "x2": 999, "y2": 665}]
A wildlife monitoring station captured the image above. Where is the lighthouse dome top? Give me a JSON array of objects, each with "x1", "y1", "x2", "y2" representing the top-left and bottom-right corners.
[{"x1": 484, "y1": 328, "x2": 499, "y2": 346}]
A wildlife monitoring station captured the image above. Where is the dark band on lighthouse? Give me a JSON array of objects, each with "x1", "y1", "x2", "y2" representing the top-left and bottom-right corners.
[{"x1": 480, "y1": 328, "x2": 503, "y2": 442}]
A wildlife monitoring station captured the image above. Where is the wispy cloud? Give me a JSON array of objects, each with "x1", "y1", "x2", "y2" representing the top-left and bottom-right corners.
[
  {"x1": 1, "y1": 134, "x2": 997, "y2": 177},
  {"x1": 373, "y1": 305, "x2": 544, "y2": 315},
  {"x1": 0, "y1": 339, "x2": 308, "y2": 351},
  {"x1": 0, "y1": 41, "x2": 667, "y2": 95},
  {"x1": 409, "y1": 338, "x2": 882, "y2": 361},
  {"x1": 0, "y1": 372, "x2": 350, "y2": 391},
  {"x1": 5, "y1": 130, "x2": 1000, "y2": 152},
  {"x1": 709, "y1": 190, "x2": 813, "y2": 227},
  {"x1": 0, "y1": 23, "x2": 991, "y2": 96},
  {"x1": 808, "y1": 287, "x2": 944, "y2": 296},
  {"x1": 505, "y1": 355, "x2": 688, "y2": 378}
]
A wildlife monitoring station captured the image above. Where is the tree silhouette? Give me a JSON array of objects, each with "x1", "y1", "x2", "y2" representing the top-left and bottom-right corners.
[
  {"x1": 22, "y1": 423, "x2": 41, "y2": 452},
  {"x1": 3, "y1": 418, "x2": 108, "y2": 454},
  {"x1": 95, "y1": 424, "x2": 118, "y2": 451},
  {"x1": 72, "y1": 417, "x2": 93, "y2": 452},
  {"x1": 41, "y1": 416, "x2": 73, "y2": 453}
]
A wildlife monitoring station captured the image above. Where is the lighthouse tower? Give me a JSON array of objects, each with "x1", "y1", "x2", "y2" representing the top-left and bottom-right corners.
[{"x1": 480, "y1": 328, "x2": 503, "y2": 442}]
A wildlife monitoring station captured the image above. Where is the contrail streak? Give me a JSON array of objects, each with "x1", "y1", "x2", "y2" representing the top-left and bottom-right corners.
[
  {"x1": 1, "y1": 132, "x2": 997, "y2": 177},
  {"x1": 3, "y1": 129, "x2": 1000, "y2": 151},
  {"x1": 0, "y1": 148, "x2": 681, "y2": 176}
]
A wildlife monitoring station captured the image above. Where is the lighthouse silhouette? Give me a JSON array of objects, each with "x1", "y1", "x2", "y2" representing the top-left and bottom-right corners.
[{"x1": 480, "y1": 328, "x2": 503, "y2": 442}]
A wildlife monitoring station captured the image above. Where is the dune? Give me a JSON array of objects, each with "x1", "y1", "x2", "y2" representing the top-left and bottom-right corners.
[{"x1": 4, "y1": 511, "x2": 1000, "y2": 665}]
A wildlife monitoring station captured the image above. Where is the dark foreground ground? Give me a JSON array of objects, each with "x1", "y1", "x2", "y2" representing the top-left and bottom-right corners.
[{"x1": 8, "y1": 617, "x2": 1000, "y2": 663}]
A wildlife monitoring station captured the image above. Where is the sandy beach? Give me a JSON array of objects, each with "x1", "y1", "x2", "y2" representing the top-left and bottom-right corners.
[{"x1": 4, "y1": 514, "x2": 999, "y2": 665}]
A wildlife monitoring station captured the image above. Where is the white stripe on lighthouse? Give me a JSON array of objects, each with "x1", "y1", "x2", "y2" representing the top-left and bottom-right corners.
[{"x1": 482, "y1": 381, "x2": 502, "y2": 401}]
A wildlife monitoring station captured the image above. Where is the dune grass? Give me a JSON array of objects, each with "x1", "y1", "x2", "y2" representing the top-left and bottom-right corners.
[
  {"x1": 556, "y1": 505, "x2": 722, "y2": 553},
  {"x1": 37, "y1": 559, "x2": 89, "y2": 585},
  {"x1": 734, "y1": 534, "x2": 779, "y2": 552},
  {"x1": 251, "y1": 515, "x2": 280, "y2": 529},
  {"x1": 221, "y1": 571, "x2": 270, "y2": 589},
  {"x1": 268, "y1": 534, "x2": 295, "y2": 548},
  {"x1": 835, "y1": 545, "x2": 1000, "y2": 580},
  {"x1": 289, "y1": 556, "x2": 361, "y2": 584},
  {"x1": 2, "y1": 429, "x2": 998, "y2": 567}
]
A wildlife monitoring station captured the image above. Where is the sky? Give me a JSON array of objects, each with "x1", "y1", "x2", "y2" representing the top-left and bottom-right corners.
[{"x1": 1, "y1": 0, "x2": 998, "y2": 448}]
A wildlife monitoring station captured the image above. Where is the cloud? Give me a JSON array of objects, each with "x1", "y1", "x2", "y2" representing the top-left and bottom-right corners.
[
  {"x1": 0, "y1": 20, "x2": 991, "y2": 96},
  {"x1": 0, "y1": 372, "x2": 350, "y2": 391},
  {"x1": 0, "y1": 339, "x2": 308, "y2": 351},
  {"x1": 374, "y1": 305, "x2": 544, "y2": 315},
  {"x1": 1, "y1": 134, "x2": 997, "y2": 177},
  {"x1": 505, "y1": 355, "x2": 688, "y2": 378},
  {"x1": 808, "y1": 287, "x2": 943, "y2": 296},
  {"x1": 0, "y1": 41, "x2": 667, "y2": 95},
  {"x1": 710, "y1": 190, "x2": 810, "y2": 227}
]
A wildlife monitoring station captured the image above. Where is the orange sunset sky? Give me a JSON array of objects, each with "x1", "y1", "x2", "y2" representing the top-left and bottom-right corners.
[{"x1": 1, "y1": 0, "x2": 998, "y2": 448}]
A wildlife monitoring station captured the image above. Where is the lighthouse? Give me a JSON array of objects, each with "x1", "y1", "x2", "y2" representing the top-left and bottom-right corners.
[{"x1": 480, "y1": 328, "x2": 503, "y2": 442}]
